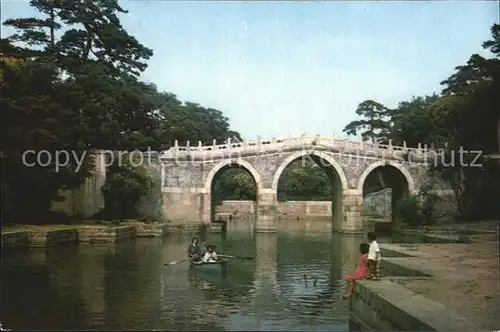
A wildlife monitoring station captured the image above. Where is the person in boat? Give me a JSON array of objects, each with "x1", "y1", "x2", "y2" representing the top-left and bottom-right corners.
[
  {"x1": 202, "y1": 245, "x2": 218, "y2": 263},
  {"x1": 188, "y1": 237, "x2": 203, "y2": 263}
]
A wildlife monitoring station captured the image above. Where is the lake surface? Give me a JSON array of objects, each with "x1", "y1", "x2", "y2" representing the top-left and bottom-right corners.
[{"x1": 1, "y1": 223, "x2": 366, "y2": 331}]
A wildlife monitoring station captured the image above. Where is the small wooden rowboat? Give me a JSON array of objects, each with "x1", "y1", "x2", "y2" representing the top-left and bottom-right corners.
[{"x1": 189, "y1": 260, "x2": 227, "y2": 274}]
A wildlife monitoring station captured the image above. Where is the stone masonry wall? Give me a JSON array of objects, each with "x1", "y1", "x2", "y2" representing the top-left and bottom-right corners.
[
  {"x1": 51, "y1": 152, "x2": 106, "y2": 218},
  {"x1": 363, "y1": 188, "x2": 392, "y2": 219},
  {"x1": 215, "y1": 200, "x2": 332, "y2": 217},
  {"x1": 216, "y1": 200, "x2": 256, "y2": 215},
  {"x1": 136, "y1": 163, "x2": 164, "y2": 220}
]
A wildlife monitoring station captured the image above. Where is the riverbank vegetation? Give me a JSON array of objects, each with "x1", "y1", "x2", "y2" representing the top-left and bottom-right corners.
[
  {"x1": 1, "y1": 1, "x2": 498, "y2": 224},
  {"x1": 343, "y1": 25, "x2": 500, "y2": 222}
]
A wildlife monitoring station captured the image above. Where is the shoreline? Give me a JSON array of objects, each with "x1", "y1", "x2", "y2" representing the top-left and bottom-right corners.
[
  {"x1": 350, "y1": 221, "x2": 499, "y2": 331},
  {"x1": 1, "y1": 220, "x2": 222, "y2": 248}
]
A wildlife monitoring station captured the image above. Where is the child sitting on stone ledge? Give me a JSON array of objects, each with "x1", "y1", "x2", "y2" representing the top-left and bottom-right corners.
[{"x1": 343, "y1": 242, "x2": 370, "y2": 300}]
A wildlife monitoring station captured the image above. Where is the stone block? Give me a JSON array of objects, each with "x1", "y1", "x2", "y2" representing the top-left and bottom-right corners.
[
  {"x1": 204, "y1": 223, "x2": 224, "y2": 233},
  {"x1": 76, "y1": 225, "x2": 136, "y2": 243},
  {"x1": 124, "y1": 221, "x2": 169, "y2": 237},
  {"x1": 1, "y1": 230, "x2": 30, "y2": 248},
  {"x1": 165, "y1": 222, "x2": 205, "y2": 234},
  {"x1": 27, "y1": 229, "x2": 78, "y2": 247},
  {"x1": 255, "y1": 216, "x2": 277, "y2": 233}
]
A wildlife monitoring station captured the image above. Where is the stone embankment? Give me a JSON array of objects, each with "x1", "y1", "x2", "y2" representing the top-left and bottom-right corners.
[
  {"x1": 350, "y1": 223, "x2": 499, "y2": 331},
  {"x1": 1, "y1": 221, "x2": 218, "y2": 248}
]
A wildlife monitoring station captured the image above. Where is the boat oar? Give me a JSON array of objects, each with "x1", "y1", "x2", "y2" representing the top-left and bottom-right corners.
[
  {"x1": 164, "y1": 259, "x2": 189, "y2": 266},
  {"x1": 219, "y1": 254, "x2": 254, "y2": 260}
]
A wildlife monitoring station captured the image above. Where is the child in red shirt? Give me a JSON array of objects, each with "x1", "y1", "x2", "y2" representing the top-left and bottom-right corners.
[{"x1": 343, "y1": 242, "x2": 370, "y2": 300}]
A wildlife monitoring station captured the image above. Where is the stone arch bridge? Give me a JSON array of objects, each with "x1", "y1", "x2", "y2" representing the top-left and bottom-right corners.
[{"x1": 159, "y1": 134, "x2": 441, "y2": 233}]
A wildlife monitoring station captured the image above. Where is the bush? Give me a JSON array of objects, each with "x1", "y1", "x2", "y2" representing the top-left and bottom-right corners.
[
  {"x1": 395, "y1": 182, "x2": 442, "y2": 227},
  {"x1": 395, "y1": 195, "x2": 422, "y2": 227},
  {"x1": 98, "y1": 157, "x2": 154, "y2": 220}
]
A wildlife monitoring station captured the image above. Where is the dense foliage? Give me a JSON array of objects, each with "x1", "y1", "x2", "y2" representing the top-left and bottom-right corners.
[
  {"x1": 98, "y1": 157, "x2": 154, "y2": 220},
  {"x1": 1, "y1": 0, "x2": 240, "y2": 222}
]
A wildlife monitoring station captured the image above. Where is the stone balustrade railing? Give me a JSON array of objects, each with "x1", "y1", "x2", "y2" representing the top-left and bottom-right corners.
[{"x1": 159, "y1": 134, "x2": 441, "y2": 160}]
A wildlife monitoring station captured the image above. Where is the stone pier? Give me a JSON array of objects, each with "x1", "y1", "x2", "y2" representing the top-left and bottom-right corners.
[
  {"x1": 339, "y1": 191, "x2": 364, "y2": 234},
  {"x1": 256, "y1": 190, "x2": 278, "y2": 232}
]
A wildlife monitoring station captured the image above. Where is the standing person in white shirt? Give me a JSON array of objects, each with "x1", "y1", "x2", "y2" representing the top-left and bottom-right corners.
[
  {"x1": 367, "y1": 232, "x2": 381, "y2": 280},
  {"x1": 202, "y1": 245, "x2": 218, "y2": 263}
]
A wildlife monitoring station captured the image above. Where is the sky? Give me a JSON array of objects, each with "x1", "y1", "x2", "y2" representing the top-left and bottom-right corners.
[{"x1": 2, "y1": 1, "x2": 498, "y2": 141}]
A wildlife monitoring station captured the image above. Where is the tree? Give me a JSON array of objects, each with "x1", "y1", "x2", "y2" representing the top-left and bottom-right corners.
[
  {"x1": 391, "y1": 95, "x2": 439, "y2": 147},
  {"x1": 430, "y1": 24, "x2": 500, "y2": 218},
  {"x1": 1, "y1": 56, "x2": 93, "y2": 223},
  {"x1": 277, "y1": 160, "x2": 332, "y2": 201},
  {"x1": 154, "y1": 101, "x2": 242, "y2": 148},
  {"x1": 342, "y1": 24, "x2": 499, "y2": 221},
  {"x1": 1, "y1": 0, "x2": 243, "y2": 223},
  {"x1": 99, "y1": 157, "x2": 154, "y2": 220},
  {"x1": 438, "y1": 24, "x2": 500, "y2": 153},
  {"x1": 3, "y1": 0, "x2": 153, "y2": 76},
  {"x1": 342, "y1": 100, "x2": 393, "y2": 142}
]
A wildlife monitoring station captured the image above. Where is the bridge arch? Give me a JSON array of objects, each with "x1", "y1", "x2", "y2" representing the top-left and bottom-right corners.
[
  {"x1": 271, "y1": 150, "x2": 348, "y2": 230},
  {"x1": 271, "y1": 150, "x2": 348, "y2": 192},
  {"x1": 204, "y1": 159, "x2": 262, "y2": 193},
  {"x1": 356, "y1": 160, "x2": 416, "y2": 195}
]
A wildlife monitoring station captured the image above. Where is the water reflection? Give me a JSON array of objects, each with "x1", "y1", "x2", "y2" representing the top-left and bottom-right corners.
[{"x1": 1, "y1": 221, "x2": 366, "y2": 331}]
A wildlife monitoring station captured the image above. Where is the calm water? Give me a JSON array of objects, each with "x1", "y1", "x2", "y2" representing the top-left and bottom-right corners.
[{"x1": 1, "y1": 222, "x2": 365, "y2": 331}]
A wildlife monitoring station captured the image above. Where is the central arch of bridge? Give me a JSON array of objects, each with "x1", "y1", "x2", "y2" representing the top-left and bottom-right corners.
[{"x1": 271, "y1": 150, "x2": 348, "y2": 231}]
